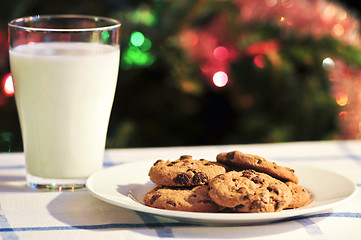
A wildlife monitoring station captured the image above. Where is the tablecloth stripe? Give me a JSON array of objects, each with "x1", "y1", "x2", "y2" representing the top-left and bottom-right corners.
[
  {"x1": 295, "y1": 218, "x2": 323, "y2": 237},
  {"x1": 309, "y1": 212, "x2": 361, "y2": 219},
  {"x1": 337, "y1": 142, "x2": 361, "y2": 162},
  {"x1": 0, "y1": 222, "x2": 200, "y2": 232},
  {"x1": 0, "y1": 211, "x2": 360, "y2": 233},
  {"x1": 0, "y1": 203, "x2": 18, "y2": 240},
  {"x1": 136, "y1": 212, "x2": 175, "y2": 238},
  {"x1": 0, "y1": 165, "x2": 24, "y2": 170}
]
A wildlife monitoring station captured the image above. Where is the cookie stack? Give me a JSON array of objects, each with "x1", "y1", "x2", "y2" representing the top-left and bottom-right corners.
[{"x1": 144, "y1": 151, "x2": 311, "y2": 213}]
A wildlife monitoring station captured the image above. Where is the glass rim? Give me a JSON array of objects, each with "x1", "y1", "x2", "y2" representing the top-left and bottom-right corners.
[{"x1": 8, "y1": 14, "x2": 121, "y2": 32}]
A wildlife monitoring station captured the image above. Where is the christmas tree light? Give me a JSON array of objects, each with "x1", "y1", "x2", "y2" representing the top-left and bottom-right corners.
[
  {"x1": 130, "y1": 31, "x2": 145, "y2": 47},
  {"x1": 213, "y1": 71, "x2": 228, "y2": 88},
  {"x1": 121, "y1": 31, "x2": 155, "y2": 69},
  {"x1": 2, "y1": 73, "x2": 14, "y2": 97}
]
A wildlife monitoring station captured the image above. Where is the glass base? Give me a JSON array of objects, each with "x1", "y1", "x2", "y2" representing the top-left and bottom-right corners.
[{"x1": 26, "y1": 174, "x2": 86, "y2": 191}]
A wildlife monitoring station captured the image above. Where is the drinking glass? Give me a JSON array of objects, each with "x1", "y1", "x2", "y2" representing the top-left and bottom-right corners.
[{"x1": 8, "y1": 15, "x2": 121, "y2": 190}]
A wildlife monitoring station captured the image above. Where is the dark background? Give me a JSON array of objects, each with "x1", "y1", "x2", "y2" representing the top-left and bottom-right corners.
[{"x1": 1, "y1": 0, "x2": 361, "y2": 152}]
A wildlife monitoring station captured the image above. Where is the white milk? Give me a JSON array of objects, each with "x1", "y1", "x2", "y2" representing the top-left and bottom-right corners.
[{"x1": 10, "y1": 42, "x2": 120, "y2": 179}]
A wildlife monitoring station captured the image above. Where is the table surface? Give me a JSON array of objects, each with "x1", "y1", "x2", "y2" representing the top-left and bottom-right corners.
[{"x1": 0, "y1": 140, "x2": 360, "y2": 240}]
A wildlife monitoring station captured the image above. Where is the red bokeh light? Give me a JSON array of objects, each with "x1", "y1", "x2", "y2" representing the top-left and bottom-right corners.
[
  {"x1": 213, "y1": 46, "x2": 229, "y2": 61},
  {"x1": 2, "y1": 73, "x2": 15, "y2": 97},
  {"x1": 254, "y1": 55, "x2": 266, "y2": 68}
]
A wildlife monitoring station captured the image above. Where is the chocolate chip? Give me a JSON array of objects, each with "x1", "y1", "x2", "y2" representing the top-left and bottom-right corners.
[
  {"x1": 174, "y1": 173, "x2": 190, "y2": 185},
  {"x1": 242, "y1": 170, "x2": 254, "y2": 179},
  {"x1": 166, "y1": 201, "x2": 176, "y2": 207},
  {"x1": 167, "y1": 162, "x2": 175, "y2": 166},
  {"x1": 153, "y1": 160, "x2": 162, "y2": 166},
  {"x1": 237, "y1": 187, "x2": 247, "y2": 193},
  {"x1": 267, "y1": 186, "x2": 279, "y2": 195},
  {"x1": 150, "y1": 194, "x2": 161, "y2": 204},
  {"x1": 275, "y1": 200, "x2": 286, "y2": 210},
  {"x1": 243, "y1": 194, "x2": 252, "y2": 200},
  {"x1": 180, "y1": 155, "x2": 192, "y2": 160},
  {"x1": 226, "y1": 152, "x2": 235, "y2": 160},
  {"x1": 193, "y1": 172, "x2": 208, "y2": 184},
  {"x1": 235, "y1": 204, "x2": 245, "y2": 210},
  {"x1": 251, "y1": 176, "x2": 264, "y2": 184},
  {"x1": 257, "y1": 159, "x2": 262, "y2": 164}
]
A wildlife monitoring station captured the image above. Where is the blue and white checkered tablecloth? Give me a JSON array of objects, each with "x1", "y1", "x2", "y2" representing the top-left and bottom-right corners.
[{"x1": 0, "y1": 140, "x2": 360, "y2": 240}]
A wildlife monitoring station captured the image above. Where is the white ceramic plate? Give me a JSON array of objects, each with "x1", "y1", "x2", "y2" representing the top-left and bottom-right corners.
[{"x1": 86, "y1": 160, "x2": 357, "y2": 225}]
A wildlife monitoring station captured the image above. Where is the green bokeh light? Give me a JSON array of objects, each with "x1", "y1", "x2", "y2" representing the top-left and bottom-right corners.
[
  {"x1": 140, "y1": 38, "x2": 152, "y2": 51},
  {"x1": 130, "y1": 32, "x2": 145, "y2": 47},
  {"x1": 122, "y1": 31, "x2": 155, "y2": 69},
  {"x1": 131, "y1": 6, "x2": 157, "y2": 26},
  {"x1": 121, "y1": 46, "x2": 155, "y2": 68}
]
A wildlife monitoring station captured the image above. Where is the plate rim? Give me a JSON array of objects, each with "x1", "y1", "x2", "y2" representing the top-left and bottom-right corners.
[{"x1": 86, "y1": 159, "x2": 358, "y2": 224}]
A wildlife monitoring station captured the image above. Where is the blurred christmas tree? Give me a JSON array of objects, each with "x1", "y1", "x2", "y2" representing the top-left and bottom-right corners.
[{"x1": 1, "y1": 0, "x2": 361, "y2": 151}]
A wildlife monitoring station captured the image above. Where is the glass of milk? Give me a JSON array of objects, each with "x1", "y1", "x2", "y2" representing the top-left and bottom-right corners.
[{"x1": 8, "y1": 15, "x2": 121, "y2": 191}]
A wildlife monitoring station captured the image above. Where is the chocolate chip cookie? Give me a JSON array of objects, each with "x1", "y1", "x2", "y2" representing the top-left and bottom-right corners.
[
  {"x1": 208, "y1": 170, "x2": 293, "y2": 213},
  {"x1": 143, "y1": 185, "x2": 223, "y2": 212},
  {"x1": 217, "y1": 151, "x2": 299, "y2": 183},
  {"x1": 148, "y1": 155, "x2": 227, "y2": 187},
  {"x1": 285, "y1": 182, "x2": 311, "y2": 209}
]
